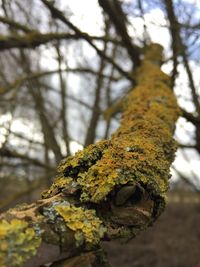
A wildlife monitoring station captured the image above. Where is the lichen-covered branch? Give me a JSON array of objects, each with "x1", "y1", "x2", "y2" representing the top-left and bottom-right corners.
[{"x1": 0, "y1": 44, "x2": 180, "y2": 267}]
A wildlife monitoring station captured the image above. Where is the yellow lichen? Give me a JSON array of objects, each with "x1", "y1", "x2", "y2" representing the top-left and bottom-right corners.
[
  {"x1": 50, "y1": 44, "x2": 180, "y2": 221},
  {"x1": 0, "y1": 219, "x2": 41, "y2": 267},
  {"x1": 42, "y1": 174, "x2": 73, "y2": 198},
  {"x1": 55, "y1": 204, "x2": 106, "y2": 247},
  {"x1": 74, "y1": 45, "x2": 180, "y2": 204},
  {"x1": 57, "y1": 140, "x2": 109, "y2": 174},
  {"x1": 0, "y1": 43, "x2": 181, "y2": 266}
]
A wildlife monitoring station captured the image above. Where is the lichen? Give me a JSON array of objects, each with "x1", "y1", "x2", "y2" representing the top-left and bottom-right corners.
[
  {"x1": 0, "y1": 43, "x2": 181, "y2": 266},
  {"x1": 69, "y1": 44, "x2": 180, "y2": 207},
  {"x1": 41, "y1": 141, "x2": 109, "y2": 199},
  {"x1": 0, "y1": 219, "x2": 41, "y2": 267},
  {"x1": 41, "y1": 174, "x2": 74, "y2": 198},
  {"x1": 55, "y1": 204, "x2": 106, "y2": 247},
  {"x1": 43, "y1": 44, "x2": 180, "y2": 227},
  {"x1": 57, "y1": 140, "x2": 109, "y2": 175}
]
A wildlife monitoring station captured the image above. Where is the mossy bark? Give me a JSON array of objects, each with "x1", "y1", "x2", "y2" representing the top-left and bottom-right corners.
[{"x1": 0, "y1": 44, "x2": 180, "y2": 267}]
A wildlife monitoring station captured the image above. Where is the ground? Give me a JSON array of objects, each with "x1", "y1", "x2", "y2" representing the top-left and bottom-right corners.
[{"x1": 104, "y1": 201, "x2": 200, "y2": 267}]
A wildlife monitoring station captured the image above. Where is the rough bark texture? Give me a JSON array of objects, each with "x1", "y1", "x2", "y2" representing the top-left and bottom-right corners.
[{"x1": 0, "y1": 44, "x2": 180, "y2": 267}]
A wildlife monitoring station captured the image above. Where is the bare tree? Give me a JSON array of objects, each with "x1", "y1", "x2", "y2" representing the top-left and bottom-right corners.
[{"x1": 0, "y1": 0, "x2": 199, "y2": 266}]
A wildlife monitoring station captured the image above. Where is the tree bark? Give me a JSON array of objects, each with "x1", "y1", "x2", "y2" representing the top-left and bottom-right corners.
[{"x1": 0, "y1": 44, "x2": 180, "y2": 267}]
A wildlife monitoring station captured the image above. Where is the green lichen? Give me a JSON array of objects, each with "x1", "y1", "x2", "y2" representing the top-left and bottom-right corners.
[
  {"x1": 0, "y1": 219, "x2": 41, "y2": 267},
  {"x1": 55, "y1": 204, "x2": 106, "y2": 247}
]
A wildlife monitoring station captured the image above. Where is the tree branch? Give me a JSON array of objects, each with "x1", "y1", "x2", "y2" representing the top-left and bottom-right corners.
[
  {"x1": 98, "y1": 0, "x2": 140, "y2": 67},
  {"x1": 0, "y1": 68, "x2": 120, "y2": 95},
  {"x1": 0, "y1": 147, "x2": 52, "y2": 170},
  {"x1": 0, "y1": 44, "x2": 180, "y2": 267},
  {"x1": 0, "y1": 32, "x2": 121, "y2": 51},
  {"x1": 0, "y1": 15, "x2": 34, "y2": 33},
  {"x1": 40, "y1": 0, "x2": 136, "y2": 83}
]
